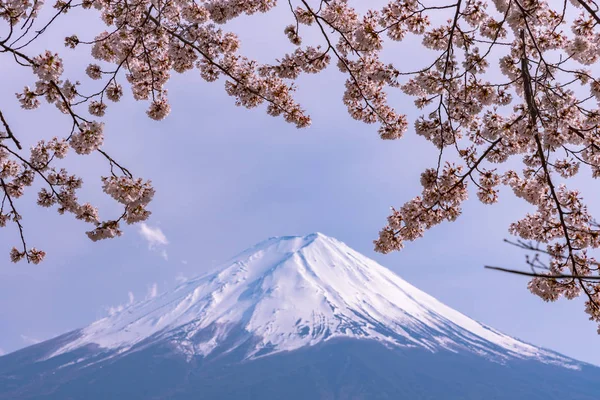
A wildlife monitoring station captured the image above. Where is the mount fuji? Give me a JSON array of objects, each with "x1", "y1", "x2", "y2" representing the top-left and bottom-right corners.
[{"x1": 1, "y1": 233, "x2": 599, "y2": 399}]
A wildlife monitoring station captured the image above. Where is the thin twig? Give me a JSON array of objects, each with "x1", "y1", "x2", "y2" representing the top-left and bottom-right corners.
[
  {"x1": 0, "y1": 109, "x2": 22, "y2": 150},
  {"x1": 485, "y1": 265, "x2": 600, "y2": 280}
]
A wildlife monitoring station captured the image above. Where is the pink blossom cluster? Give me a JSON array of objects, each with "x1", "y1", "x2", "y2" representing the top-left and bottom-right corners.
[{"x1": 364, "y1": 0, "x2": 600, "y2": 329}]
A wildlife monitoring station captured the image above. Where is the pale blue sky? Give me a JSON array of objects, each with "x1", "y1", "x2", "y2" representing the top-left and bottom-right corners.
[{"x1": 1, "y1": 2, "x2": 600, "y2": 365}]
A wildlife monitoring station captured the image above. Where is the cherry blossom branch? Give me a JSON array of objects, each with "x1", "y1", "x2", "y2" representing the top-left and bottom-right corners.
[
  {"x1": 485, "y1": 265, "x2": 600, "y2": 280},
  {"x1": 0, "y1": 178, "x2": 29, "y2": 262},
  {"x1": 503, "y1": 238, "x2": 600, "y2": 268},
  {"x1": 0, "y1": 108, "x2": 22, "y2": 150},
  {"x1": 147, "y1": 14, "x2": 307, "y2": 126},
  {"x1": 298, "y1": 0, "x2": 404, "y2": 137},
  {"x1": 576, "y1": 0, "x2": 600, "y2": 24},
  {"x1": 518, "y1": 24, "x2": 600, "y2": 311},
  {"x1": 11, "y1": 0, "x2": 73, "y2": 50}
]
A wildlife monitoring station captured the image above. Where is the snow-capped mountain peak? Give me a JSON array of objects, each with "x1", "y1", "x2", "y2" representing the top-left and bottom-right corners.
[{"x1": 50, "y1": 233, "x2": 578, "y2": 368}]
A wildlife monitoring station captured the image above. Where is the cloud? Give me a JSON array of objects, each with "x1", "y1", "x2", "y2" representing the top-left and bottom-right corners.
[
  {"x1": 139, "y1": 223, "x2": 169, "y2": 260},
  {"x1": 160, "y1": 249, "x2": 169, "y2": 261},
  {"x1": 146, "y1": 283, "x2": 158, "y2": 299},
  {"x1": 139, "y1": 223, "x2": 168, "y2": 247},
  {"x1": 107, "y1": 291, "x2": 135, "y2": 316},
  {"x1": 20, "y1": 335, "x2": 41, "y2": 345},
  {"x1": 0, "y1": 348, "x2": 5, "y2": 356}
]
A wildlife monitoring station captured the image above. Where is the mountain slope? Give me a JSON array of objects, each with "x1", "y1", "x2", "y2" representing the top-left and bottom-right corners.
[
  {"x1": 2, "y1": 339, "x2": 600, "y2": 400},
  {"x1": 1, "y1": 233, "x2": 598, "y2": 400},
  {"x1": 46, "y1": 233, "x2": 579, "y2": 366}
]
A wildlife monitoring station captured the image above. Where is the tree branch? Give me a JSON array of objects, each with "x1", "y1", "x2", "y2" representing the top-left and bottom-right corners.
[{"x1": 0, "y1": 108, "x2": 22, "y2": 150}]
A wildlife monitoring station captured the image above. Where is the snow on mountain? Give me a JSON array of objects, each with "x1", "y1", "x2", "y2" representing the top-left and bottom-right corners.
[{"x1": 49, "y1": 233, "x2": 577, "y2": 368}]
